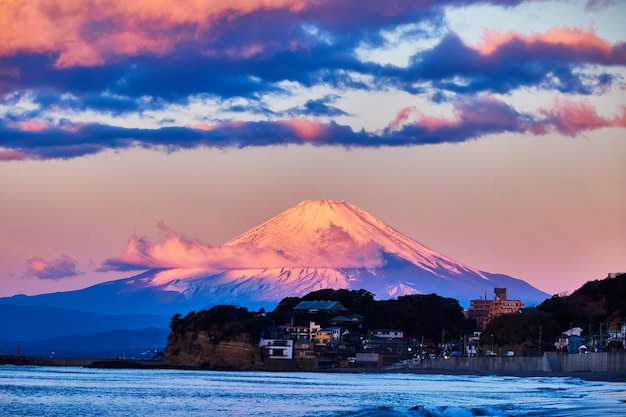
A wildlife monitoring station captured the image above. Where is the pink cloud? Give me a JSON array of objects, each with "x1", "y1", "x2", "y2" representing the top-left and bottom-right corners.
[
  {"x1": 0, "y1": 0, "x2": 316, "y2": 67},
  {"x1": 475, "y1": 26, "x2": 616, "y2": 56},
  {"x1": 539, "y1": 98, "x2": 626, "y2": 135},
  {"x1": 100, "y1": 221, "x2": 384, "y2": 271},
  {"x1": 187, "y1": 121, "x2": 248, "y2": 133},
  {"x1": 102, "y1": 222, "x2": 221, "y2": 270},
  {"x1": 416, "y1": 114, "x2": 460, "y2": 133},
  {"x1": 279, "y1": 118, "x2": 325, "y2": 140},
  {"x1": 188, "y1": 123, "x2": 215, "y2": 132},
  {"x1": 388, "y1": 107, "x2": 419, "y2": 130},
  {"x1": 0, "y1": 149, "x2": 29, "y2": 161},
  {"x1": 388, "y1": 95, "x2": 626, "y2": 138},
  {"x1": 5, "y1": 120, "x2": 81, "y2": 135},
  {"x1": 8, "y1": 120, "x2": 50, "y2": 132},
  {"x1": 25, "y1": 255, "x2": 80, "y2": 280},
  {"x1": 388, "y1": 95, "x2": 519, "y2": 133},
  {"x1": 388, "y1": 108, "x2": 459, "y2": 133}
]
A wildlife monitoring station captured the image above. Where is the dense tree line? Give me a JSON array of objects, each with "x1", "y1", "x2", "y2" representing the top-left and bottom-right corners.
[{"x1": 169, "y1": 289, "x2": 477, "y2": 345}]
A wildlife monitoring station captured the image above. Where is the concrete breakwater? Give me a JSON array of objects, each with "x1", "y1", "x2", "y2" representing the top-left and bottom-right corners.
[
  {"x1": 418, "y1": 352, "x2": 626, "y2": 373},
  {"x1": 0, "y1": 355, "x2": 177, "y2": 369},
  {"x1": 0, "y1": 355, "x2": 96, "y2": 367}
]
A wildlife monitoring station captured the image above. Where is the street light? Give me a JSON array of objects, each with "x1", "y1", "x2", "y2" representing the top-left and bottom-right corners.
[{"x1": 490, "y1": 334, "x2": 494, "y2": 353}]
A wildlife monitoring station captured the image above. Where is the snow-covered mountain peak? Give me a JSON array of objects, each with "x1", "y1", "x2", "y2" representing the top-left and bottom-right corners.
[
  {"x1": 224, "y1": 199, "x2": 482, "y2": 275},
  {"x1": 225, "y1": 200, "x2": 375, "y2": 245}
]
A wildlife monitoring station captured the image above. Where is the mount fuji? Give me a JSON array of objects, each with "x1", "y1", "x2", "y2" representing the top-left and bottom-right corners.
[{"x1": 2, "y1": 200, "x2": 549, "y2": 318}]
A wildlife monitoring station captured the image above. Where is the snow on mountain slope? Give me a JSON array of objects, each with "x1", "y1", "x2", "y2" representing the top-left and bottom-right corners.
[{"x1": 224, "y1": 200, "x2": 488, "y2": 278}]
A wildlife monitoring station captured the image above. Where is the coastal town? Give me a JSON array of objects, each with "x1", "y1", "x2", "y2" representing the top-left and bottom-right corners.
[
  {"x1": 256, "y1": 287, "x2": 625, "y2": 371},
  {"x1": 163, "y1": 273, "x2": 626, "y2": 374}
]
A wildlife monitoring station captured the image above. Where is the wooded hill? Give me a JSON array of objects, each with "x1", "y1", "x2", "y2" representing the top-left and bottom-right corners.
[
  {"x1": 484, "y1": 273, "x2": 626, "y2": 353},
  {"x1": 168, "y1": 289, "x2": 477, "y2": 346}
]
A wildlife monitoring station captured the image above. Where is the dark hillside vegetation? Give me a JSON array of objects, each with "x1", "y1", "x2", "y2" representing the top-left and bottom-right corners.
[
  {"x1": 169, "y1": 289, "x2": 476, "y2": 345},
  {"x1": 167, "y1": 274, "x2": 625, "y2": 356},
  {"x1": 169, "y1": 305, "x2": 266, "y2": 344},
  {"x1": 484, "y1": 273, "x2": 626, "y2": 352}
]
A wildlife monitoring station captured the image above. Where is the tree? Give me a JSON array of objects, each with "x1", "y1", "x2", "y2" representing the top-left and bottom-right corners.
[
  {"x1": 168, "y1": 305, "x2": 268, "y2": 343},
  {"x1": 169, "y1": 313, "x2": 182, "y2": 330}
]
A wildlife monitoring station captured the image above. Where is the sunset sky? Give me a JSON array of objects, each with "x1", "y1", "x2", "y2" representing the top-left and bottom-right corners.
[{"x1": 1, "y1": 0, "x2": 624, "y2": 298}]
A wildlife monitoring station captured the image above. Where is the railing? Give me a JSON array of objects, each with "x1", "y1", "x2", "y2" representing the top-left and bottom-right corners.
[{"x1": 267, "y1": 340, "x2": 290, "y2": 346}]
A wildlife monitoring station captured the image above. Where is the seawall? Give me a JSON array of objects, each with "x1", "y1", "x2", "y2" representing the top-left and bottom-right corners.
[
  {"x1": 3, "y1": 352, "x2": 625, "y2": 379},
  {"x1": 559, "y1": 351, "x2": 626, "y2": 372},
  {"x1": 418, "y1": 352, "x2": 626, "y2": 373}
]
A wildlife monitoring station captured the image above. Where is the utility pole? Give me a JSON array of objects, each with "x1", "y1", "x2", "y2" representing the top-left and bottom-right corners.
[
  {"x1": 539, "y1": 325, "x2": 542, "y2": 353},
  {"x1": 463, "y1": 334, "x2": 466, "y2": 356},
  {"x1": 441, "y1": 329, "x2": 445, "y2": 356}
]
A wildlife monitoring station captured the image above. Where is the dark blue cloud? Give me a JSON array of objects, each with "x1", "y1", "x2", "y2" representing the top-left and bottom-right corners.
[
  {"x1": 0, "y1": 0, "x2": 624, "y2": 161},
  {"x1": 0, "y1": 95, "x2": 535, "y2": 160},
  {"x1": 30, "y1": 90, "x2": 167, "y2": 115},
  {"x1": 2, "y1": 1, "x2": 620, "y2": 107},
  {"x1": 3, "y1": 91, "x2": 623, "y2": 161},
  {"x1": 3, "y1": 24, "x2": 620, "y2": 119},
  {"x1": 405, "y1": 33, "x2": 624, "y2": 95},
  {"x1": 285, "y1": 96, "x2": 348, "y2": 117}
]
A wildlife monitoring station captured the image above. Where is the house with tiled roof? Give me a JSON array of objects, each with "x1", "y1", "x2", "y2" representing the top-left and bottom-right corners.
[{"x1": 293, "y1": 300, "x2": 348, "y2": 314}]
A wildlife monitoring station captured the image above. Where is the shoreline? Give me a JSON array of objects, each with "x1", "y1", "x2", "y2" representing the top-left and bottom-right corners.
[{"x1": 2, "y1": 355, "x2": 625, "y2": 382}]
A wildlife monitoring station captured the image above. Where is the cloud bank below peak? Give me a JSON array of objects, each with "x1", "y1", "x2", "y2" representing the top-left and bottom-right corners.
[{"x1": 99, "y1": 222, "x2": 385, "y2": 272}]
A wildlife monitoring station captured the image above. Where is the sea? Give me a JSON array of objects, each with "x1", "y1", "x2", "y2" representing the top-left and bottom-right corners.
[{"x1": 1, "y1": 366, "x2": 625, "y2": 417}]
